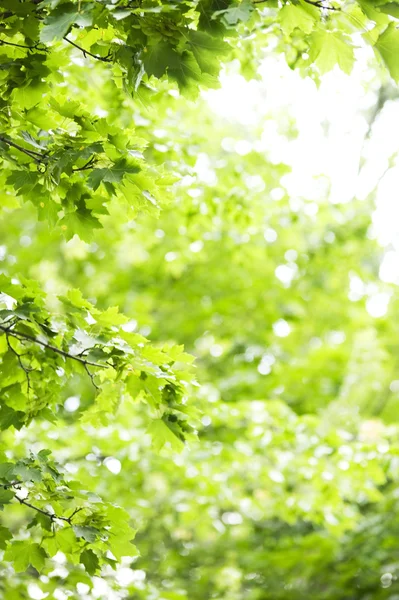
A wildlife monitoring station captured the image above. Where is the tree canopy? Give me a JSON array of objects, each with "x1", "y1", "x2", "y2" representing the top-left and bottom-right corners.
[{"x1": 1, "y1": 0, "x2": 399, "y2": 598}]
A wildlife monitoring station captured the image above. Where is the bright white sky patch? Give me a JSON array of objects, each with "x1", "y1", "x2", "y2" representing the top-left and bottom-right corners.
[
  {"x1": 275, "y1": 263, "x2": 297, "y2": 286},
  {"x1": 205, "y1": 50, "x2": 399, "y2": 287},
  {"x1": 380, "y1": 250, "x2": 399, "y2": 284},
  {"x1": 264, "y1": 228, "x2": 277, "y2": 243},
  {"x1": 64, "y1": 396, "x2": 80, "y2": 412},
  {"x1": 366, "y1": 293, "x2": 391, "y2": 318},
  {"x1": 273, "y1": 319, "x2": 291, "y2": 338},
  {"x1": 28, "y1": 584, "x2": 48, "y2": 600},
  {"x1": 103, "y1": 457, "x2": 122, "y2": 474},
  {"x1": 222, "y1": 511, "x2": 243, "y2": 525}
]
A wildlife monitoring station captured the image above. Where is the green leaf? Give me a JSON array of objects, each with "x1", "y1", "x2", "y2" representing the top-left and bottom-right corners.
[
  {"x1": 186, "y1": 30, "x2": 230, "y2": 76},
  {"x1": 4, "y1": 542, "x2": 47, "y2": 572},
  {"x1": 13, "y1": 463, "x2": 42, "y2": 483},
  {"x1": 60, "y1": 205, "x2": 102, "y2": 242},
  {"x1": 0, "y1": 525, "x2": 12, "y2": 550},
  {"x1": 143, "y1": 42, "x2": 181, "y2": 79},
  {"x1": 221, "y1": 1, "x2": 254, "y2": 25},
  {"x1": 12, "y1": 85, "x2": 46, "y2": 110},
  {"x1": 80, "y1": 549, "x2": 99, "y2": 575},
  {"x1": 148, "y1": 419, "x2": 185, "y2": 452},
  {"x1": 0, "y1": 405, "x2": 25, "y2": 431},
  {"x1": 279, "y1": 3, "x2": 317, "y2": 35},
  {"x1": 6, "y1": 171, "x2": 40, "y2": 196},
  {"x1": 168, "y1": 52, "x2": 203, "y2": 96},
  {"x1": 379, "y1": 2, "x2": 399, "y2": 17},
  {"x1": 87, "y1": 160, "x2": 141, "y2": 191},
  {"x1": 40, "y1": 4, "x2": 81, "y2": 42},
  {"x1": 0, "y1": 463, "x2": 15, "y2": 481},
  {"x1": 0, "y1": 488, "x2": 14, "y2": 506},
  {"x1": 73, "y1": 525, "x2": 99, "y2": 543},
  {"x1": 376, "y1": 23, "x2": 399, "y2": 81},
  {"x1": 308, "y1": 30, "x2": 354, "y2": 74}
]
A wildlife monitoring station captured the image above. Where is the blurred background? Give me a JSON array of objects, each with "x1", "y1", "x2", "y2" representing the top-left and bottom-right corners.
[{"x1": 3, "y1": 41, "x2": 399, "y2": 599}]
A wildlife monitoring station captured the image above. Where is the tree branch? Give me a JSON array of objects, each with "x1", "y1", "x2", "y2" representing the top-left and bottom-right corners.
[
  {"x1": 0, "y1": 135, "x2": 47, "y2": 163},
  {"x1": 16, "y1": 494, "x2": 83, "y2": 524},
  {"x1": 63, "y1": 36, "x2": 113, "y2": 63},
  {"x1": 0, "y1": 324, "x2": 107, "y2": 369},
  {"x1": 252, "y1": 0, "x2": 339, "y2": 8},
  {"x1": 5, "y1": 333, "x2": 33, "y2": 397},
  {"x1": 2, "y1": 481, "x2": 83, "y2": 523},
  {"x1": 303, "y1": 0, "x2": 339, "y2": 9},
  {"x1": 0, "y1": 39, "x2": 48, "y2": 52},
  {"x1": 83, "y1": 363, "x2": 100, "y2": 390},
  {"x1": 0, "y1": 136, "x2": 101, "y2": 173},
  {"x1": 72, "y1": 156, "x2": 97, "y2": 172}
]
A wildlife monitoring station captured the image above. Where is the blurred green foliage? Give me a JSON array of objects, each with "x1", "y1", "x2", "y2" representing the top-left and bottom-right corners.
[{"x1": 2, "y1": 0, "x2": 399, "y2": 598}]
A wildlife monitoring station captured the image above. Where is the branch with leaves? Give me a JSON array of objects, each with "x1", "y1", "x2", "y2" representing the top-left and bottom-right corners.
[
  {"x1": 15, "y1": 491, "x2": 83, "y2": 526},
  {"x1": 0, "y1": 324, "x2": 106, "y2": 369},
  {"x1": 0, "y1": 275, "x2": 196, "y2": 442}
]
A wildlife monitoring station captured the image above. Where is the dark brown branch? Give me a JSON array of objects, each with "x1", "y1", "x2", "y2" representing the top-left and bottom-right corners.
[
  {"x1": 0, "y1": 135, "x2": 46, "y2": 163},
  {"x1": 0, "y1": 39, "x2": 48, "y2": 52},
  {"x1": 0, "y1": 39, "x2": 33, "y2": 49},
  {"x1": 5, "y1": 333, "x2": 33, "y2": 397},
  {"x1": 253, "y1": 0, "x2": 338, "y2": 8},
  {"x1": 16, "y1": 494, "x2": 82, "y2": 524},
  {"x1": 0, "y1": 136, "x2": 100, "y2": 172},
  {"x1": 0, "y1": 324, "x2": 106, "y2": 369},
  {"x1": 83, "y1": 363, "x2": 100, "y2": 390},
  {"x1": 303, "y1": 0, "x2": 339, "y2": 9},
  {"x1": 2, "y1": 480, "x2": 21, "y2": 489},
  {"x1": 63, "y1": 36, "x2": 113, "y2": 63},
  {"x1": 72, "y1": 156, "x2": 97, "y2": 172},
  {"x1": 3, "y1": 481, "x2": 84, "y2": 523}
]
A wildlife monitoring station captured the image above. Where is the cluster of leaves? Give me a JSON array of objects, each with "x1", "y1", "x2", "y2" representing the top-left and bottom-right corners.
[
  {"x1": 1, "y1": 0, "x2": 399, "y2": 240},
  {"x1": 0, "y1": 271, "x2": 195, "y2": 578},
  {"x1": 0, "y1": 71, "x2": 397, "y2": 596},
  {"x1": 0, "y1": 449, "x2": 136, "y2": 577},
  {"x1": 0, "y1": 273, "x2": 195, "y2": 437},
  {"x1": 0, "y1": 0, "x2": 236, "y2": 237},
  {"x1": 1, "y1": 0, "x2": 399, "y2": 594},
  {"x1": 0, "y1": 91, "x2": 177, "y2": 241}
]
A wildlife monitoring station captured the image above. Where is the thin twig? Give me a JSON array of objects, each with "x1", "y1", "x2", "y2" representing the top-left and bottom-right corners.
[
  {"x1": 2, "y1": 481, "x2": 21, "y2": 489},
  {"x1": 5, "y1": 333, "x2": 33, "y2": 397},
  {"x1": 16, "y1": 495, "x2": 80, "y2": 524},
  {"x1": 4, "y1": 482, "x2": 82, "y2": 524},
  {"x1": 0, "y1": 39, "x2": 48, "y2": 52},
  {"x1": 64, "y1": 36, "x2": 113, "y2": 63},
  {"x1": 72, "y1": 156, "x2": 97, "y2": 172},
  {"x1": 84, "y1": 363, "x2": 100, "y2": 390},
  {"x1": 253, "y1": 0, "x2": 338, "y2": 8},
  {"x1": 4, "y1": 483, "x2": 83, "y2": 522},
  {"x1": 0, "y1": 135, "x2": 46, "y2": 163},
  {"x1": 0, "y1": 135, "x2": 100, "y2": 172},
  {"x1": 303, "y1": 0, "x2": 339, "y2": 9},
  {"x1": 0, "y1": 324, "x2": 106, "y2": 369}
]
